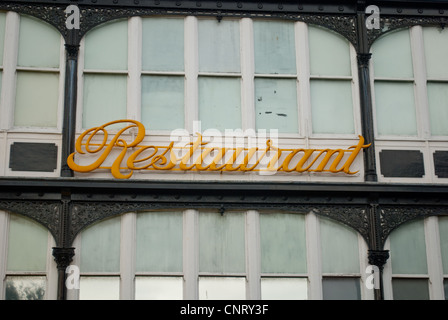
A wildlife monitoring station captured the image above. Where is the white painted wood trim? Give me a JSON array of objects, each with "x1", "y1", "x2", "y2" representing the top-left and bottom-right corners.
[
  {"x1": 305, "y1": 211, "x2": 323, "y2": 299},
  {"x1": 183, "y1": 209, "x2": 199, "y2": 299},
  {"x1": 245, "y1": 210, "x2": 261, "y2": 299}
]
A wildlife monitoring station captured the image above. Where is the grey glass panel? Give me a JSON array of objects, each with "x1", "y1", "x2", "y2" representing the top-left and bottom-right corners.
[
  {"x1": 7, "y1": 215, "x2": 48, "y2": 272},
  {"x1": 374, "y1": 81, "x2": 417, "y2": 136},
  {"x1": 5, "y1": 276, "x2": 46, "y2": 300},
  {"x1": 18, "y1": 16, "x2": 60, "y2": 68},
  {"x1": 79, "y1": 277, "x2": 120, "y2": 300},
  {"x1": 390, "y1": 219, "x2": 427, "y2": 274},
  {"x1": 255, "y1": 78, "x2": 298, "y2": 133},
  {"x1": 82, "y1": 74, "x2": 127, "y2": 129},
  {"x1": 135, "y1": 277, "x2": 183, "y2": 300},
  {"x1": 310, "y1": 80, "x2": 354, "y2": 134},
  {"x1": 198, "y1": 77, "x2": 241, "y2": 131},
  {"x1": 84, "y1": 19, "x2": 128, "y2": 70},
  {"x1": 15, "y1": 71, "x2": 59, "y2": 128},
  {"x1": 254, "y1": 20, "x2": 296, "y2": 74},
  {"x1": 423, "y1": 27, "x2": 448, "y2": 79},
  {"x1": 439, "y1": 217, "x2": 448, "y2": 274},
  {"x1": 260, "y1": 213, "x2": 307, "y2": 274},
  {"x1": 308, "y1": 25, "x2": 351, "y2": 77},
  {"x1": 198, "y1": 277, "x2": 246, "y2": 300},
  {"x1": 372, "y1": 29, "x2": 413, "y2": 79},
  {"x1": 322, "y1": 277, "x2": 361, "y2": 300},
  {"x1": 320, "y1": 216, "x2": 359, "y2": 274},
  {"x1": 199, "y1": 212, "x2": 245, "y2": 273},
  {"x1": 261, "y1": 278, "x2": 308, "y2": 300},
  {"x1": 136, "y1": 212, "x2": 183, "y2": 272},
  {"x1": 427, "y1": 82, "x2": 448, "y2": 136},
  {"x1": 142, "y1": 17, "x2": 184, "y2": 72},
  {"x1": 445, "y1": 279, "x2": 448, "y2": 300},
  {"x1": 141, "y1": 76, "x2": 184, "y2": 131},
  {"x1": 80, "y1": 216, "x2": 121, "y2": 273},
  {"x1": 199, "y1": 19, "x2": 240, "y2": 73},
  {"x1": 392, "y1": 278, "x2": 429, "y2": 300}
]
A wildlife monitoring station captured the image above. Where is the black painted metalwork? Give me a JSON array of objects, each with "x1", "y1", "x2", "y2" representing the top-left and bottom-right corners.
[{"x1": 0, "y1": 0, "x2": 447, "y2": 301}]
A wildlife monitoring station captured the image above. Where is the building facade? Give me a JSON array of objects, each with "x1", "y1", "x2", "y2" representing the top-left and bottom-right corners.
[{"x1": 0, "y1": 0, "x2": 447, "y2": 300}]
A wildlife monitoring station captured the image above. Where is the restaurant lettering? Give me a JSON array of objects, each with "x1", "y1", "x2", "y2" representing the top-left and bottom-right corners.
[{"x1": 67, "y1": 120, "x2": 371, "y2": 179}]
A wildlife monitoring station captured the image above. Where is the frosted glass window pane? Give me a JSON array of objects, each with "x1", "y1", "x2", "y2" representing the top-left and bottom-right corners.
[
  {"x1": 310, "y1": 80, "x2": 354, "y2": 134},
  {"x1": 423, "y1": 27, "x2": 448, "y2": 79},
  {"x1": 260, "y1": 213, "x2": 307, "y2": 274},
  {"x1": 135, "y1": 277, "x2": 183, "y2": 300},
  {"x1": 142, "y1": 18, "x2": 184, "y2": 72},
  {"x1": 309, "y1": 26, "x2": 351, "y2": 77},
  {"x1": 84, "y1": 19, "x2": 128, "y2": 70},
  {"x1": 199, "y1": 19, "x2": 240, "y2": 73},
  {"x1": 322, "y1": 278, "x2": 361, "y2": 300},
  {"x1": 199, "y1": 277, "x2": 246, "y2": 300},
  {"x1": 7, "y1": 215, "x2": 48, "y2": 272},
  {"x1": 320, "y1": 217, "x2": 359, "y2": 274},
  {"x1": 15, "y1": 72, "x2": 59, "y2": 128},
  {"x1": 136, "y1": 212, "x2": 183, "y2": 272},
  {"x1": 372, "y1": 29, "x2": 413, "y2": 78},
  {"x1": 374, "y1": 81, "x2": 417, "y2": 136},
  {"x1": 438, "y1": 217, "x2": 448, "y2": 274},
  {"x1": 261, "y1": 278, "x2": 308, "y2": 300},
  {"x1": 79, "y1": 277, "x2": 120, "y2": 300},
  {"x1": 254, "y1": 21, "x2": 296, "y2": 74},
  {"x1": 392, "y1": 279, "x2": 429, "y2": 300},
  {"x1": 255, "y1": 78, "x2": 298, "y2": 133},
  {"x1": 141, "y1": 76, "x2": 184, "y2": 131},
  {"x1": 198, "y1": 77, "x2": 241, "y2": 131},
  {"x1": 427, "y1": 82, "x2": 448, "y2": 136},
  {"x1": 390, "y1": 219, "x2": 427, "y2": 274},
  {"x1": 80, "y1": 216, "x2": 121, "y2": 273},
  {"x1": 82, "y1": 74, "x2": 127, "y2": 129},
  {"x1": 199, "y1": 212, "x2": 245, "y2": 273},
  {"x1": 5, "y1": 276, "x2": 46, "y2": 300},
  {"x1": 18, "y1": 16, "x2": 60, "y2": 68},
  {"x1": 0, "y1": 12, "x2": 6, "y2": 65}
]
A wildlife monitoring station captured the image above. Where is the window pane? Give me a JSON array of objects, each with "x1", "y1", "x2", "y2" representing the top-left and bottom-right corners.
[
  {"x1": 254, "y1": 21, "x2": 296, "y2": 74},
  {"x1": 84, "y1": 19, "x2": 128, "y2": 70},
  {"x1": 255, "y1": 78, "x2": 298, "y2": 133},
  {"x1": 199, "y1": 212, "x2": 245, "y2": 273},
  {"x1": 392, "y1": 278, "x2": 429, "y2": 300},
  {"x1": 82, "y1": 74, "x2": 127, "y2": 129},
  {"x1": 142, "y1": 18, "x2": 184, "y2": 72},
  {"x1": 199, "y1": 19, "x2": 240, "y2": 73},
  {"x1": 374, "y1": 81, "x2": 417, "y2": 136},
  {"x1": 390, "y1": 219, "x2": 427, "y2": 274},
  {"x1": 80, "y1": 216, "x2": 121, "y2": 273},
  {"x1": 199, "y1": 277, "x2": 246, "y2": 300},
  {"x1": 5, "y1": 276, "x2": 46, "y2": 300},
  {"x1": 79, "y1": 277, "x2": 120, "y2": 300},
  {"x1": 372, "y1": 29, "x2": 413, "y2": 79},
  {"x1": 322, "y1": 277, "x2": 360, "y2": 300},
  {"x1": 260, "y1": 213, "x2": 307, "y2": 274},
  {"x1": 438, "y1": 217, "x2": 448, "y2": 274},
  {"x1": 427, "y1": 82, "x2": 448, "y2": 136},
  {"x1": 310, "y1": 80, "x2": 354, "y2": 134},
  {"x1": 0, "y1": 12, "x2": 6, "y2": 65},
  {"x1": 141, "y1": 76, "x2": 184, "y2": 131},
  {"x1": 445, "y1": 279, "x2": 448, "y2": 300},
  {"x1": 198, "y1": 77, "x2": 241, "y2": 131},
  {"x1": 18, "y1": 16, "x2": 60, "y2": 68},
  {"x1": 309, "y1": 26, "x2": 351, "y2": 77},
  {"x1": 14, "y1": 72, "x2": 59, "y2": 128},
  {"x1": 320, "y1": 217, "x2": 359, "y2": 274},
  {"x1": 136, "y1": 212, "x2": 183, "y2": 272},
  {"x1": 135, "y1": 277, "x2": 183, "y2": 300},
  {"x1": 423, "y1": 27, "x2": 448, "y2": 79},
  {"x1": 261, "y1": 278, "x2": 307, "y2": 300},
  {"x1": 7, "y1": 215, "x2": 48, "y2": 272}
]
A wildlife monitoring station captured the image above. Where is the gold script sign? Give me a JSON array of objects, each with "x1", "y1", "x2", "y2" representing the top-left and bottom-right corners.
[{"x1": 67, "y1": 120, "x2": 371, "y2": 179}]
